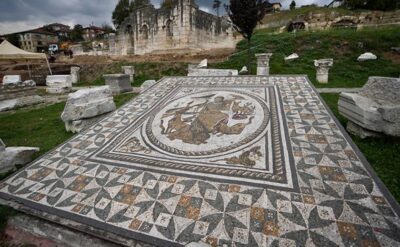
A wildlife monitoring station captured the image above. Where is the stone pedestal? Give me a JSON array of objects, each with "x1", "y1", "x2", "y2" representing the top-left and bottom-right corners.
[
  {"x1": 3, "y1": 75, "x2": 22, "y2": 85},
  {"x1": 70, "y1": 67, "x2": 81, "y2": 84},
  {"x1": 255, "y1": 53, "x2": 272, "y2": 76},
  {"x1": 46, "y1": 75, "x2": 72, "y2": 94},
  {"x1": 122, "y1": 66, "x2": 135, "y2": 82},
  {"x1": 103, "y1": 74, "x2": 132, "y2": 94},
  {"x1": 314, "y1": 59, "x2": 333, "y2": 84},
  {"x1": 61, "y1": 86, "x2": 116, "y2": 133}
]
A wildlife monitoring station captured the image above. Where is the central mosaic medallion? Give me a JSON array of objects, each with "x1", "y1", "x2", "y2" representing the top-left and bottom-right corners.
[
  {"x1": 147, "y1": 91, "x2": 269, "y2": 156},
  {"x1": 89, "y1": 84, "x2": 298, "y2": 190}
]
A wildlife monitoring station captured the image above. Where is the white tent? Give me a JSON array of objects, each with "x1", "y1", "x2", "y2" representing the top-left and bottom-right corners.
[{"x1": 0, "y1": 40, "x2": 52, "y2": 75}]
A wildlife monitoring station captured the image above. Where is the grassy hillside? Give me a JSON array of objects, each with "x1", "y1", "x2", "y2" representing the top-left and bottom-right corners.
[{"x1": 214, "y1": 26, "x2": 400, "y2": 87}]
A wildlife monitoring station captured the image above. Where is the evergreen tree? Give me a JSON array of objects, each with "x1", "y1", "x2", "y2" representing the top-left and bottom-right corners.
[
  {"x1": 225, "y1": 0, "x2": 272, "y2": 70},
  {"x1": 290, "y1": 0, "x2": 296, "y2": 10},
  {"x1": 130, "y1": 0, "x2": 150, "y2": 10},
  {"x1": 161, "y1": 0, "x2": 178, "y2": 10},
  {"x1": 112, "y1": 0, "x2": 131, "y2": 28},
  {"x1": 70, "y1": 24, "x2": 84, "y2": 42}
]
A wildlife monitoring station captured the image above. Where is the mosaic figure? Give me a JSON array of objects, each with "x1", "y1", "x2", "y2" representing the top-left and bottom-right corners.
[{"x1": 160, "y1": 94, "x2": 255, "y2": 145}]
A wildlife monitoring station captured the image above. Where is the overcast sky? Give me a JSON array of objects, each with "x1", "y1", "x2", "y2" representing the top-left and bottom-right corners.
[{"x1": 0, "y1": 0, "x2": 331, "y2": 35}]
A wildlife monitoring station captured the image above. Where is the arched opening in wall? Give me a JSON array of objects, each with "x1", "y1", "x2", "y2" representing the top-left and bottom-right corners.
[
  {"x1": 125, "y1": 25, "x2": 135, "y2": 48},
  {"x1": 141, "y1": 25, "x2": 149, "y2": 40},
  {"x1": 332, "y1": 19, "x2": 357, "y2": 29},
  {"x1": 287, "y1": 21, "x2": 305, "y2": 32},
  {"x1": 166, "y1": 20, "x2": 173, "y2": 37}
]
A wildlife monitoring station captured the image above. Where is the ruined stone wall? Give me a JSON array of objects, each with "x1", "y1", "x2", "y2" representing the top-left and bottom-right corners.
[
  {"x1": 115, "y1": 0, "x2": 237, "y2": 55},
  {"x1": 258, "y1": 9, "x2": 400, "y2": 32},
  {"x1": 0, "y1": 84, "x2": 37, "y2": 101}
]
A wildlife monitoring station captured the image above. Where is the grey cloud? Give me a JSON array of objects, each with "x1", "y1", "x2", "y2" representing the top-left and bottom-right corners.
[{"x1": 0, "y1": 0, "x2": 330, "y2": 35}]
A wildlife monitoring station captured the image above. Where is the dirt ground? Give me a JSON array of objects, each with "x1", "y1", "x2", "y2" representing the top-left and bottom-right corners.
[{"x1": 57, "y1": 48, "x2": 235, "y2": 64}]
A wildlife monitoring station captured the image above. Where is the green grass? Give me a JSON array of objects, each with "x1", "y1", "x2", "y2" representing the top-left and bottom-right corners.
[
  {"x1": 214, "y1": 26, "x2": 400, "y2": 88},
  {"x1": 321, "y1": 93, "x2": 400, "y2": 203},
  {"x1": 77, "y1": 62, "x2": 187, "y2": 87},
  {"x1": 0, "y1": 93, "x2": 137, "y2": 231}
]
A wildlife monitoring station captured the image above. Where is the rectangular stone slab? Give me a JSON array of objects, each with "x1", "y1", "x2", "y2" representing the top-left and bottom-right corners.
[{"x1": 1, "y1": 76, "x2": 399, "y2": 247}]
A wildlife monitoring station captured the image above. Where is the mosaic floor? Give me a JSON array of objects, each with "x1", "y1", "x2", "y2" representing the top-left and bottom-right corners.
[{"x1": 1, "y1": 76, "x2": 400, "y2": 247}]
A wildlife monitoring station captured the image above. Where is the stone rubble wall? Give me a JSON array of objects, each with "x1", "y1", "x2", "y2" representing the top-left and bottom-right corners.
[
  {"x1": 0, "y1": 84, "x2": 37, "y2": 101},
  {"x1": 258, "y1": 9, "x2": 400, "y2": 31}
]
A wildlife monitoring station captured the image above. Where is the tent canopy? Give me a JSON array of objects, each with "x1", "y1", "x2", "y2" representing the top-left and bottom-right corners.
[{"x1": 0, "y1": 40, "x2": 46, "y2": 60}]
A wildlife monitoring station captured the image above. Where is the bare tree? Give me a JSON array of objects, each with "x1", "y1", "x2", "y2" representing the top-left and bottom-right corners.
[{"x1": 225, "y1": 0, "x2": 272, "y2": 70}]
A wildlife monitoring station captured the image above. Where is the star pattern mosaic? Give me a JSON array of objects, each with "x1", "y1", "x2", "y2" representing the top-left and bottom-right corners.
[{"x1": 1, "y1": 76, "x2": 399, "y2": 247}]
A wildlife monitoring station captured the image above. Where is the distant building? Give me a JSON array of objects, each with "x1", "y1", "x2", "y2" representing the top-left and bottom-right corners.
[
  {"x1": 83, "y1": 26, "x2": 105, "y2": 41},
  {"x1": 327, "y1": 0, "x2": 344, "y2": 8},
  {"x1": 271, "y1": 2, "x2": 282, "y2": 12},
  {"x1": 16, "y1": 28, "x2": 59, "y2": 52},
  {"x1": 44, "y1": 23, "x2": 71, "y2": 38}
]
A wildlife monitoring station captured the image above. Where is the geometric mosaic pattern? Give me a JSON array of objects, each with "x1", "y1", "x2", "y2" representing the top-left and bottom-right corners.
[{"x1": 0, "y1": 76, "x2": 399, "y2": 247}]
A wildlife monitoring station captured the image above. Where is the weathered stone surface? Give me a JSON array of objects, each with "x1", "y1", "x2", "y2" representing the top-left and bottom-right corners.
[
  {"x1": 65, "y1": 114, "x2": 109, "y2": 133},
  {"x1": 70, "y1": 67, "x2": 81, "y2": 84},
  {"x1": 103, "y1": 74, "x2": 132, "y2": 94},
  {"x1": 285, "y1": 53, "x2": 299, "y2": 61},
  {"x1": 22, "y1": 80, "x2": 36, "y2": 86},
  {"x1": 314, "y1": 58, "x2": 333, "y2": 83},
  {"x1": 122, "y1": 66, "x2": 135, "y2": 82},
  {"x1": 188, "y1": 68, "x2": 238, "y2": 76},
  {"x1": 0, "y1": 139, "x2": 39, "y2": 173},
  {"x1": 239, "y1": 66, "x2": 248, "y2": 74},
  {"x1": 357, "y1": 52, "x2": 377, "y2": 61},
  {"x1": 61, "y1": 86, "x2": 116, "y2": 133},
  {"x1": 198, "y1": 59, "x2": 208, "y2": 68},
  {"x1": 141, "y1": 80, "x2": 157, "y2": 92},
  {"x1": 338, "y1": 76, "x2": 400, "y2": 138},
  {"x1": 46, "y1": 75, "x2": 72, "y2": 94},
  {"x1": 3, "y1": 75, "x2": 22, "y2": 85},
  {"x1": 255, "y1": 53, "x2": 272, "y2": 76},
  {"x1": 115, "y1": 2, "x2": 237, "y2": 56},
  {"x1": 0, "y1": 95, "x2": 44, "y2": 112}
]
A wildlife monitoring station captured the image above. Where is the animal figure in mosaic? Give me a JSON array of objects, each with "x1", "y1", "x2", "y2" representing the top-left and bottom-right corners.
[
  {"x1": 212, "y1": 146, "x2": 262, "y2": 167},
  {"x1": 116, "y1": 137, "x2": 151, "y2": 154},
  {"x1": 160, "y1": 94, "x2": 255, "y2": 144}
]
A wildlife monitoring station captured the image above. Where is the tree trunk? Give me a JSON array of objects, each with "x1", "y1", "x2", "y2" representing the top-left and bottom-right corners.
[{"x1": 247, "y1": 38, "x2": 251, "y2": 74}]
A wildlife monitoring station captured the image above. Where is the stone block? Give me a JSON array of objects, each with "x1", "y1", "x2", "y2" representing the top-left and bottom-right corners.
[
  {"x1": 103, "y1": 74, "x2": 132, "y2": 94},
  {"x1": 338, "y1": 77, "x2": 400, "y2": 138},
  {"x1": 285, "y1": 53, "x2": 299, "y2": 62},
  {"x1": 46, "y1": 75, "x2": 72, "y2": 94},
  {"x1": 239, "y1": 66, "x2": 248, "y2": 75},
  {"x1": 61, "y1": 86, "x2": 116, "y2": 133},
  {"x1": 198, "y1": 59, "x2": 207, "y2": 68},
  {"x1": 3, "y1": 75, "x2": 22, "y2": 85},
  {"x1": 64, "y1": 114, "x2": 109, "y2": 133},
  {"x1": 357, "y1": 52, "x2": 377, "y2": 62},
  {"x1": 141, "y1": 80, "x2": 157, "y2": 92},
  {"x1": 0, "y1": 139, "x2": 39, "y2": 173},
  {"x1": 70, "y1": 67, "x2": 81, "y2": 84}
]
